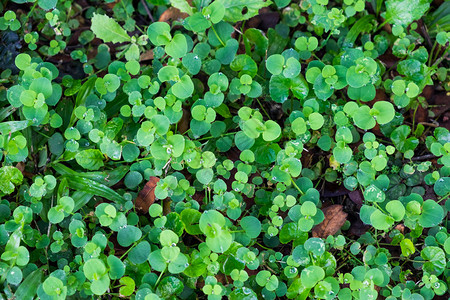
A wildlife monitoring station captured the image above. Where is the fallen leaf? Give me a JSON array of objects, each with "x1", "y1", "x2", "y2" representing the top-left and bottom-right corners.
[
  {"x1": 140, "y1": 49, "x2": 154, "y2": 61},
  {"x1": 348, "y1": 190, "x2": 363, "y2": 207},
  {"x1": 312, "y1": 204, "x2": 348, "y2": 238},
  {"x1": 158, "y1": 7, "x2": 189, "y2": 23},
  {"x1": 135, "y1": 176, "x2": 160, "y2": 213}
]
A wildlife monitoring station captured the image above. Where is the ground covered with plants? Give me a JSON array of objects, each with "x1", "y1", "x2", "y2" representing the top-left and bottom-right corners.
[{"x1": 0, "y1": 0, "x2": 450, "y2": 299}]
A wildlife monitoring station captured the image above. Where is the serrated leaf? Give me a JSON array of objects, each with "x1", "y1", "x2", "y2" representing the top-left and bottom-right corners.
[
  {"x1": 91, "y1": 13, "x2": 131, "y2": 43},
  {"x1": 170, "y1": 0, "x2": 194, "y2": 15},
  {"x1": 218, "y1": 0, "x2": 272, "y2": 22}
]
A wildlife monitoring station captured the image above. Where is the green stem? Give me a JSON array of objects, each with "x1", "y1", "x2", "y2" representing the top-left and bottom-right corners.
[
  {"x1": 343, "y1": 248, "x2": 364, "y2": 265},
  {"x1": 431, "y1": 47, "x2": 449, "y2": 67},
  {"x1": 255, "y1": 242, "x2": 271, "y2": 250},
  {"x1": 428, "y1": 40, "x2": 438, "y2": 66},
  {"x1": 256, "y1": 98, "x2": 271, "y2": 120},
  {"x1": 437, "y1": 192, "x2": 450, "y2": 204},
  {"x1": 290, "y1": 176, "x2": 304, "y2": 195},
  {"x1": 23, "y1": 1, "x2": 38, "y2": 26},
  {"x1": 120, "y1": 233, "x2": 148, "y2": 260},
  {"x1": 376, "y1": 19, "x2": 389, "y2": 31},
  {"x1": 412, "y1": 103, "x2": 419, "y2": 133},
  {"x1": 211, "y1": 24, "x2": 225, "y2": 47},
  {"x1": 198, "y1": 131, "x2": 236, "y2": 141},
  {"x1": 154, "y1": 268, "x2": 166, "y2": 288}
]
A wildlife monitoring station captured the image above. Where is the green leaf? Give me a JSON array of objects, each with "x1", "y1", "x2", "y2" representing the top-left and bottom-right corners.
[
  {"x1": 147, "y1": 22, "x2": 171, "y2": 46},
  {"x1": 400, "y1": 239, "x2": 415, "y2": 257},
  {"x1": 0, "y1": 166, "x2": 23, "y2": 195},
  {"x1": 0, "y1": 120, "x2": 32, "y2": 135},
  {"x1": 172, "y1": 75, "x2": 194, "y2": 99},
  {"x1": 14, "y1": 266, "x2": 45, "y2": 300},
  {"x1": 266, "y1": 54, "x2": 284, "y2": 75},
  {"x1": 421, "y1": 246, "x2": 446, "y2": 275},
  {"x1": 165, "y1": 34, "x2": 188, "y2": 59},
  {"x1": 197, "y1": 168, "x2": 214, "y2": 185},
  {"x1": 344, "y1": 15, "x2": 375, "y2": 45},
  {"x1": 419, "y1": 200, "x2": 444, "y2": 228},
  {"x1": 15, "y1": 53, "x2": 31, "y2": 70},
  {"x1": 370, "y1": 209, "x2": 394, "y2": 231},
  {"x1": 75, "y1": 149, "x2": 104, "y2": 170},
  {"x1": 434, "y1": 177, "x2": 450, "y2": 196},
  {"x1": 218, "y1": 0, "x2": 273, "y2": 22},
  {"x1": 170, "y1": 0, "x2": 194, "y2": 15},
  {"x1": 301, "y1": 266, "x2": 325, "y2": 288},
  {"x1": 385, "y1": 0, "x2": 431, "y2": 27},
  {"x1": 91, "y1": 13, "x2": 131, "y2": 43},
  {"x1": 371, "y1": 101, "x2": 395, "y2": 125},
  {"x1": 386, "y1": 200, "x2": 405, "y2": 221},
  {"x1": 42, "y1": 276, "x2": 66, "y2": 297},
  {"x1": 308, "y1": 113, "x2": 324, "y2": 130},
  {"x1": 240, "y1": 216, "x2": 261, "y2": 238},
  {"x1": 62, "y1": 175, "x2": 124, "y2": 204},
  {"x1": 354, "y1": 105, "x2": 376, "y2": 130},
  {"x1": 363, "y1": 184, "x2": 385, "y2": 203},
  {"x1": 38, "y1": 0, "x2": 57, "y2": 10},
  {"x1": 84, "y1": 258, "x2": 107, "y2": 280},
  {"x1": 118, "y1": 225, "x2": 142, "y2": 247},
  {"x1": 263, "y1": 120, "x2": 281, "y2": 141},
  {"x1": 119, "y1": 277, "x2": 135, "y2": 296}
]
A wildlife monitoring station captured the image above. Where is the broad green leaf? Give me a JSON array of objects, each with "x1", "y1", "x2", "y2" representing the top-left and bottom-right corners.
[
  {"x1": 386, "y1": 200, "x2": 405, "y2": 221},
  {"x1": 165, "y1": 34, "x2": 188, "y2": 59},
  {"x1": 385, "y1": 0, "x2": 431, "y2": 27},
  {"x1": 118, "y1": 225, "x2": 142, "y2": 247},
  {"x1": 218, "y1": 0, "x2": 273, "y2": 22},
  {"x1": 170, "y1": 0, "x2": 194, "y2": 15},
  {"x1": 106, "y1": 255, "x2": 125, "y2": 280},
  {"x1": 301, "y1": 266, "x2": 325, "y2": 288},
  {"x1": 14, "y1": 266, "x2": 45, "y2": 300},
  {"x1": 38, "y1": 0, "x2": 57, "y2": 10},
  {"x1": 75, "y1": 149, "x2": 104, "y2": 170},
  {"x1": 371, "y1": 101, "x2": 395, "y2": 125},
  {"x1": 91, "y1": 13, "x2": 131, "y2": 43},
  {"x1": 172, "y1": 75, "x2": 194, "y2": 99},
  {"x1": 62, "y1": 175, "x2": 124, "y2": 203},
  {"x1": 370, "y1": 209, "x2": 394, "y2": 231},
  {"x1": 421, "y1": 246, "x2": 446, "y2": 275},
  {"x1": 0, "y1": 120, "x2": 32, "y2": 135},
  {"x1": 0, "y1": 166, "x2": 23, "y2": 195},
  {"x1": 263, "y1": 120, "x2": 281, "y2": 141},
  {"x1": 240, "y1": 216, "x2": 261, "y2": 238},
  {"x1": 419, "y1": 200, "x2": 444, "y2": 228}
]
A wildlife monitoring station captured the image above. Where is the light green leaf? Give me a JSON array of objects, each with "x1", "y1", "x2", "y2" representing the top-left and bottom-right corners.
[
  {"x1": 0, "y1": 166, "x2": 23, "y2": 195},
  {"x1": 91, "y1": 13, "x2": 131, "y2": 43},
  {"x1": 385, "y1": 0, "x2": 431, "y2": 27},
  {"x1": 218, "y1": 0, "x2": 272, "y2": 22},
  {"x1": 170, "y1": 0, "x2": 194, "y2": 15},
  {"x1": 75, "y1": 149, "x2": 104, "y2": 171}
]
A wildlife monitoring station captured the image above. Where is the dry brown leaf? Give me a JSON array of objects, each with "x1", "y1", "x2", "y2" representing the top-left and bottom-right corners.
[
  {"x1": 158, "y1": 7, "x2": 189, "y2": 23},
  {"x1": 135, "y1": 176, "x2": 160, "y2": 213},
  {"x1": 312, "y1": 204, "x2": 348, "y2": 238},
  {"x1": 140, "y1": 50, "x2": 154, "y2": 61}
]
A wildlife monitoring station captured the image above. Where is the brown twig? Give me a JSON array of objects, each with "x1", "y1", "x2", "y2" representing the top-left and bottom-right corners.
[{"x1": 140, "y1": 0, "x2": 154, "y2": 22}]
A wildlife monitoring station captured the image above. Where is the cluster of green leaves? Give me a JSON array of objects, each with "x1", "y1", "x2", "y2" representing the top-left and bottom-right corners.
[{"x1": 0, "y1": 0, "x2": 449, "y2": 299}]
